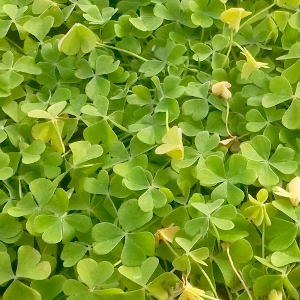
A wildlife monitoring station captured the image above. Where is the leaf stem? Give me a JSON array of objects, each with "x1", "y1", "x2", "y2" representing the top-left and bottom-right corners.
[
  {"x1": 225, "y1": 285, "x2": 233, "y2": 300},
  {"x1": 209, "y1": 219, "x2": 221, "y2": 252},
  {"x1": 202, "y1": 294, "x2": 221, "y2": 300},
  {"x1": 232, "y1": 41, "x2": 244, "y2": 52},
  {"x1": 166, "y1": 111, "x2": 169, "y2": 132},
  {"x1": 96, "y1": 42, "x2": 148, "y2": 62},
  {"x1": 163, "y1": 238, "x2": 179, "y2": 258},
  {"x1": 195, "y1": 262, "x2": 219, "y2": 299},
  {"x1": 113, "y1": 260, "x2": 122, "y2": 267},
  {"x1": 226, "y1": 245, "x2": 253, "y2": 300},
  {"x1": 262, "y1": 221, "x2": 265, "y2": 259},
  {"x1": 107, "y1": 117, "x2": 129, "y2": 132},
  {"x1": 225, "y1": 100, "x2": 234, "y2": 138},
  {"x1": 182, "y1": 65, "x2": 199, "y2": 73},
  {"x1": 133, "y1": 217, "x2": 161, "y2": 233},
  {"x1": 224, "y1": 30, "x2": 233, "y2": 67},
  {"x1": 5, "y1": 36, "x2": 24, "y2": 54}
]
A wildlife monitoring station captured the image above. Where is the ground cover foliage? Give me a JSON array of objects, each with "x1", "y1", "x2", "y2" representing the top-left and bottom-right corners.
[{"x1": 2, "y1": 0, "x2": 300, "y2": 299}]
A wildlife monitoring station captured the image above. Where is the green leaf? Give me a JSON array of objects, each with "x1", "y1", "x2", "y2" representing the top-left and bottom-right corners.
[
  {"x1": 16, "y1": 245, "x2": 51, "y2": 280},
  {"x1": 214, "y1": 251, "x2": 235, "y2": 287},
  {"x1": 14, "y1": 56, "x2": 42, "y2": 75},
  {"x1": 127, "y1": 85, "x2": 151, "y2": 105},
  {"x1": 23, "y1": 16, "x2": 54, "y2": 41},
  {"x1": 30, "y1": 275, "x2": 66, "y2": 300},
  {"x1": 253, "y1": 275, "x2": 283, "y2": 297},
  {"x1": 61, "y1": 242, "x2": 88, "y2": 268},
  {"x1": 229, "y1": 239, "x2": 253, "y2": 264},
  {"x1": 77, "y1": 259, "x2": 114, "y2": 289},
  {"x1": 138, "y1": 189, "x2": 167, "y2": 212},
  {"x1": 119, "y1": 257, "x2": 159, "y2": 286},
  {"x1": 58, "y1": 23, "x2": 98, "y2": 55},
  {"x1": 262, "y1": 76, "x2": 292, "y2": 108},
  {"x1": 34, "y1": 215, "x2": 62, "y2": 244},
  {"x1": 241, "y1": 135, "x2": 296, "y2": 186},
  {"x1": 266, "y1": 218, "x2": 297, "y2": 251},
  {"x1": 84, "y1": 170, "x2": 109, "y2": 194},
  {"x1": 86, "y1": 77, "x2": 110, "y2": 100},
  {"x1": 0, "y1": 213, "x2": 22, "y2": 242},
  {"x1": 29, "y1": 178, "x2": 57, "y2": 207},
  {"x1": 123, "y1": 166, "x2": 151, "y2": 191},
  {"x1": 118, "y1": 199, "x2": 153, "y2": 232},
  {"x1": 92, "y1": 222, "x2": 124, "y2": 255},
  {"x1": 192, "y1": 43, "x2": 213, "y2": 61},
  {"x1": 122, "y1": 232, "x2": 155, "y2": 266},
  {"x1": 69, "y1": 141, "x2": 103, "y2": 166},
  {"x1": 95, "y1": 55, "x2": 120, "y2": 75},
  {"x1": 0, "y1": 252, "x2": 14, "y2": 285},
  {"x1": 139, "y1": 60, "x2": 166, "y2": 77},
  {"x1": 271, "y1": 251, "x2": 300, "y2": 267},
  {"x1": 198, "y1": 154, "x2": 256, "y2": 205},
  {"x1": 283, "y1": 98, "x2": 300, "y2": 129},
  {"x1": 3, "y1": 280, "x2": 42, "y2": 300}
]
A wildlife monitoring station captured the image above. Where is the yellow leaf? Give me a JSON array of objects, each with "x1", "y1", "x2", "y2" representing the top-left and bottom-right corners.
[
  {"x1": 155, "y1": 126, "x2": 184, "y2": 160},
  {"x1": 211, "y1": 81, "x2": 232, "y2": 99},
  {"x1": 220, "y1": 8, "x2": 251, "y2": 32}
]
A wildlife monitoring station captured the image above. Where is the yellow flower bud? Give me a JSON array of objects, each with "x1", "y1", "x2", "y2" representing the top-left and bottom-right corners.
[{"x1": 211, "y1": 81, "x2": 232, "y2": 99}]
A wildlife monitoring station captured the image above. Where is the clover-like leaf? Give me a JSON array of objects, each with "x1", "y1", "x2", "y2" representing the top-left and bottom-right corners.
[
  {"x1": 92, "y1": 222, "x2": 124, "y2": 255},
  {"x1": 0, "y1": 151, "x2": 13, "y2": 180},
  {"x1": 69, "y1": 141, "x2": 103, "y2": 167},
  {"x1": 29, "y1": 178, "x2": 57, "y2": 207},
  {"x1": 122, "y1": 232, "x2": 155, "y2": 266},
  {"x1": 61, "y1": 243, "x2": 88, "y2": 267},
  {"x1": 241, "y1": 135, "x2": 297, "y2": 186},
  {"x1": 197, "y1": 154, "x2": 257, "y2": 205},
  {"x1": 262, "y1": 76, "x2": 293, "y2": 108},
  {"x1": 185, "y1": 199, "x2": 236, "y2": 237},
  {"x1": 30, "y1": 275, "x2": 66, "y2": 300},
  {"x1": 118, "y1": 199, "x2": 153, "y2": 232},
  {"x1": 58, "y1": 23, "x2": 98, "y2": 55},
  {"x1": 3, "y1": 280, "x2": 42, "y2": 300},
  {"x1": 0, "y1": 252, "x2": 14, "y2": 285},
  {"x1": 265, "y1": 217, "x2": 297, "y2": 251},
  {"x1": 123, "y1": 166, "x2": 151, "y2": 191},
  {"x1": 24, "y1": 16, "x2": 54, "y2": 41},
  {"x1": 16, "y1": 245, "x2": 51, "y2": 280},
  {"x1": 119, "y1": 257, "x2": 159, "y2": 286},
  {"x1": 77, "y1": 259, "x2": 114, "y2": 289},
  {"x1": 190, "y1": 0, "x2": 223, "y2": 28},
  {"x1": 0, "y1": 213, "x2": 22, "y2": 243}
]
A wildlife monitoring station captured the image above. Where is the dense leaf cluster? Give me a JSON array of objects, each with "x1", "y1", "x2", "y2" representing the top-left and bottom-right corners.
[{"x1": 1, "y1": 0, "x2": 300, "y2": 299}]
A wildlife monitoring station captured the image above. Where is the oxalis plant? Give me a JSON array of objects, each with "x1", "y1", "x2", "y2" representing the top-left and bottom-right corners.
[{"x1": 2, "y1": 0, "x2": 300, "y2": 299}]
